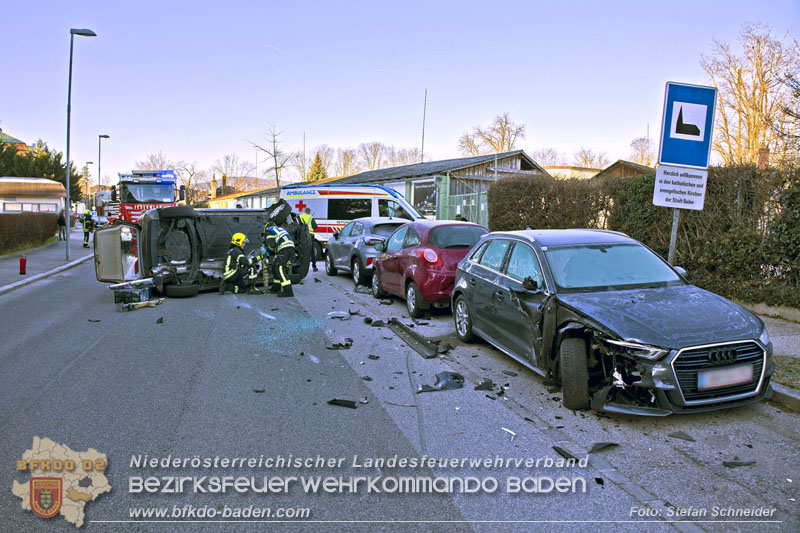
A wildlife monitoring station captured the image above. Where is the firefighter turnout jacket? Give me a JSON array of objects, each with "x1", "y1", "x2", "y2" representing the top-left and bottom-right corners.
[{"x1": 223, "y1": 244, "x2": 252, "y2": 280}]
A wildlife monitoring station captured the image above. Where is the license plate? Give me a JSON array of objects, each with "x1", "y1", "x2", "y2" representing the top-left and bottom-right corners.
[{"x1": 697, "y1": 365, "x2": 754, "y2": 390}]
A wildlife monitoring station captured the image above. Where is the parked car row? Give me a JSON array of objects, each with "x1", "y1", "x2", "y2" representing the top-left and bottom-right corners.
[{"x1": 326, "y1": 218, "x2": 775, "y2": 416}]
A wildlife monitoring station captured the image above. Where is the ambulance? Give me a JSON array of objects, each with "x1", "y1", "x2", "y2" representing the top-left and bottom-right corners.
[{"x1": 279, "y1": 184, "x2": 422, "y2": 255}]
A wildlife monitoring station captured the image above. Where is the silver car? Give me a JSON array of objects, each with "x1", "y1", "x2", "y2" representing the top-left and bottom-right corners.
[{"x1": 325, "y1": 217, "x2": 406, "y2": 285}]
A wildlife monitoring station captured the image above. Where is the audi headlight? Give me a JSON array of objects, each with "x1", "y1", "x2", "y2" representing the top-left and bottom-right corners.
[
  {"x1": 758, "y1": 327, "x2": 771, "y2": 347},
  {"x1": 606, "y1": 339, "x2": 669, "y2": 361}
]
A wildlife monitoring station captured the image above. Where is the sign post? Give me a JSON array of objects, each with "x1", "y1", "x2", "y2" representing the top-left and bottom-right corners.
[{"x1": 654, "y1": 82, "x2": 717, "y2": 264}]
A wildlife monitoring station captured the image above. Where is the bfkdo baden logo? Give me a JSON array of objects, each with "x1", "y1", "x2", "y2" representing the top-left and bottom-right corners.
[{"x1": 12, "y1": 437, "x2": 111, "y2": 528}]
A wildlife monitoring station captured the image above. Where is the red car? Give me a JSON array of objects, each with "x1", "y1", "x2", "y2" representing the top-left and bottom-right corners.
[{"x1": 372, "y1": 220, "x2": 488, "y2": 317}]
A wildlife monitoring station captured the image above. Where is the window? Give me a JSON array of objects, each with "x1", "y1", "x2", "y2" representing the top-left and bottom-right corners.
[
  {"x1": 469, "y1": 241, "x2": 489, "y2": 262},
  {"x1": 506, "y1": 243, "x2": 543, "y2": 285},
  {"x1": 386, "y1": 226, "x2": 408, "y2": 252},
  {"x1": 478, "y1": 239, "x2": 510, "y2": 271},
  {"x1": 428, "y1": 225, "x2": 487, "y2": 249},
  {"x1": 328, "y1": 199, "x2": 371, "y2": 220},
  {"x1": 351, "y1": 222, "x2": 364, "y2": 237},
  {"x1": 404, "y1": 228, "x2": 420, "y2": 248},
  {"x1": 3, "y1": 202, "x2": 22, "y2": 212},
  {"x1": 372, "y1": 223, "x2": 403, "y2": 237},
  {"x1": 378, "y1": 199, "x2": 414, "y2": 220},
  {"x1": 339, "y1": 222, "x2": 355, "y2": 238}
]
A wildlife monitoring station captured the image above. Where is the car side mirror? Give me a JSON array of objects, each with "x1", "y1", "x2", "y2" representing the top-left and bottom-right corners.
[
  {"x1": 332, "y1": 231, "x2": 340, "y2": 240},
  {"x1": 374, "y1": 242, "x2": 385, "y2": 252},
  {"x1": 522, "y1": 276, "x2": 540, "y2": 292},
  {"x1": 179, "y1": 185, "x2": 186, "y2": 201},
  {"x1": 674, "y1": 266, "x2": 687, "y2": 277}
]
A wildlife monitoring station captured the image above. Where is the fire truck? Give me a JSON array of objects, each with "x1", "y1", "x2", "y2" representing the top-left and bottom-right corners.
[{"x1": 99, "y1": 170, "x2": 185, "y2": 223}]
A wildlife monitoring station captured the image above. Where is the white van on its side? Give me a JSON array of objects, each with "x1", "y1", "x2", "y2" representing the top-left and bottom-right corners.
[{"x1": 279, "y1": 184, "x2": 422, "y2": 253}]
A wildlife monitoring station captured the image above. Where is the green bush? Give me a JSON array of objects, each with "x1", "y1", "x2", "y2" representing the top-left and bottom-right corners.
[
  {"x1": 0, "y1": 213, "x2": 58, "y2": 254},
  {"x1": 487, "y1": 165, "x2": 800, "y2": 308}
]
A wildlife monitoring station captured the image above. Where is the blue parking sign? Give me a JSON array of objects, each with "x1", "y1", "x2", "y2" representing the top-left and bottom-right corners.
[{"x1": 658, "y1": 82, "x2": 717, "y2": 169}]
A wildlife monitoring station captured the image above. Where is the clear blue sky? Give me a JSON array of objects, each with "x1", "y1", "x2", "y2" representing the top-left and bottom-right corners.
[{"x1": 1, "y1": 0, "x2": 798, "y2": 182}]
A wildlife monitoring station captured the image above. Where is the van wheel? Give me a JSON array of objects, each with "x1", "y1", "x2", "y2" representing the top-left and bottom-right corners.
[{"x1": 560, "y1": 338, "x2": 590, "y2": 410}]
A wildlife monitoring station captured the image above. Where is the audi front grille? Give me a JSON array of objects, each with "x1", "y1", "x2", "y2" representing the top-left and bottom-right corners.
[{"x1": 671, "y1": 341, "x2": 765, "y2": 404}]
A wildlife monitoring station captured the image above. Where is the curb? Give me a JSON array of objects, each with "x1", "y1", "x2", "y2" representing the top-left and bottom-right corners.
[
  {"x1": 0, "y1": 254, "x2": 93, "y2": 297},
  {"x1": 771, "y1": 382, "x2": 800, "y2": 412}
]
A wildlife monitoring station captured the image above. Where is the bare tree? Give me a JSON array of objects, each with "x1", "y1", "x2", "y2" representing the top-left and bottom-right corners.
[
  {"x1": 251, "y1": 125, "x2": 291, "y2": 191},
  {"x1": 701, "y1": 23, "x2": 800, "y2": 166},
  {"x1": 174, "y1": 161, "x2": 204, "y2": 205},
  {"x1": 458, "y1": 112, "x2": 526, "y2": 155},
  {"x1": 211, "y1": 153, "x2": 254, "y2": 191},
  {"x1": 629, "y1": 137, "x2": 655, "y2": 166},
  {"x1": 387, "y1": 146, "x2": 421, "y2": 166},
  {"x1": 289, "y1": 151, "x2": 310, "y2": 182},
  {"x1": 135, "y1": 151, "x2": 171, "y2": 170},
  {"x1": 531, "y1": 147, "x2": 566, "y2": 166},
  {"x1": 573, "y1": 147, "x2": 609, "y2": 168},
  {"x1": 358, "y1": 142, "x2": 387, "y2": 170},
  {"x1": 333, "y1": 148, "x2": 360, "y2": 177}
]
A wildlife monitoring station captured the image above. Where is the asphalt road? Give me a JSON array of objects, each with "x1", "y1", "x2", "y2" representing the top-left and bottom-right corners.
[{"x1": 1, "y1": 261, "x2": 797, "y2": 532}]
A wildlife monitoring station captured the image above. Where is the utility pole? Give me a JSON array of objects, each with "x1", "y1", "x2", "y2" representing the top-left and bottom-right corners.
[{"x1": 421, "y1": 89, "x2": 427, "y2": 163}]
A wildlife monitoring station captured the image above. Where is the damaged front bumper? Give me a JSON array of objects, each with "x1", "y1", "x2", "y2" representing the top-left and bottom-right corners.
[{"x1": 591, "y1": 340, "x2": 774, "y2": 416}]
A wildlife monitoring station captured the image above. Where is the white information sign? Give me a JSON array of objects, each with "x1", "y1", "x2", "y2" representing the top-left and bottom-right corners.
[{"x1": 652, "y1": 164, "x2": 708, "y2": 211}]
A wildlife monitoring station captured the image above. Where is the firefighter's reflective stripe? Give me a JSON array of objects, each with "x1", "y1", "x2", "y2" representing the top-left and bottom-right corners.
[
  {"x1": 273, "y1": 248, "x2": 293, "y2": 287},
  {"x1": 264, "y1": 226, "x2": 295, "y2": 253},
  {"x1": 223, "y1": 253, "x2": 240, "y2": 280}
]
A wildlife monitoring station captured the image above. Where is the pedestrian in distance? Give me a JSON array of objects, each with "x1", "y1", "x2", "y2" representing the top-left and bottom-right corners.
[
  {"x1": 57, "y1": 209, "x2": 67, "y2": 241},
  {"x1": 299, "y1": 207, "x2": 319, "y2": 271},
  {"x1": 262, "y1": 221, "x2": 296, "y2": 297},
  {"x1": 221, "y1": 232, "x2": 264, "y2": 295},
  {"x1": 82, "y1": 209, "x2": 94, "y2": 248}
]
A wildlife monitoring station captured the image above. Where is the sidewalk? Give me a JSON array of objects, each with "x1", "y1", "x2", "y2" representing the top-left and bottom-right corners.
[{"x1": 0, "y1": 227, "x2": 93, "y2": 295}]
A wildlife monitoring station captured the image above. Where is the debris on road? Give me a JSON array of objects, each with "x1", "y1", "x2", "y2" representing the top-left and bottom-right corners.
[
  {"x1": 723, "y1": 460, "x2": 756, "y2": 468},
  {"x1": 502, "y1": 370, "x2": 519, "y2": 377},
  {"x1": 327, "y1": 399, "x2": 358, "y2": 409},
  {"x1": 156, "y1": 317, "x2": 164, "y2": 324},
  {"x1": 371, "y1": 319, "x2": 389, "y2": 327},
  {"x1": 417, "y1": 372, "x2": 465, "y2": 393},
  {"x1": 363, "y1": 317, "x2": 373, "y2": 325},
  {"x1": 474, "y1": 379, "x2": 495, "y2": 391},
  {"x1": 325, "y1": 337, "x2": 354, "y2": 350},
  {"x1": 389, "y1": 318, "x2": 439, "y2": 359},
  {"x1": 359, "y1": 397, "x2": 369, "y2": 404},
  {"x1": 117, "y1": 298, "x2": 164, "y2": 312},
  {"x1": 327, "y1": 311, "x2": 351, "y2": 320},
  {"x1": 314, "y1": 278, "x2": 322, "y2": 283},
  {"x1": 595, "y1": 477, "x2": 605, "y2": 487},
  {"x1": 308, "y1": 354, "x2": 320, "y2": 364},
  {"x1": 588, "y1": 442, "x2": 619, "y2": 454},
  {"x1": 353, "y1": 285, "x2": 370, "y2": 294},
  {"x1": 88, "y1": 319, "x2": 101, "y2": 323},
  {"x1": 252, "y1": 389, "x2": 265, "y2": 393},
  {"x1": 368, "y1": 355, "x2": 380, "y2": 360},
  {"x1": 501, "y1": 427, "x2": 516, "y2": 442},
  {"x1": 379, "y1": 299, "x2": 392, "y2": 305},
  {"x1": 361, "y1": 376, "x2": 373, "y2": 381},
  {"x1": 386, "y1": 401, "x2": 416, "y2": 407},
  {"x1": 668, "y1": 431, "x2": 696, "y2": 442}
]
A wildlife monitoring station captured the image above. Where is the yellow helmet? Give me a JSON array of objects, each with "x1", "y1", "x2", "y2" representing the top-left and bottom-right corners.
[
  {"x1": 85, "y1": 209, "x2": 90, "y2": 214},
  {"x1": 231, "y1": 232, "x2": 247, "y2": 246}
]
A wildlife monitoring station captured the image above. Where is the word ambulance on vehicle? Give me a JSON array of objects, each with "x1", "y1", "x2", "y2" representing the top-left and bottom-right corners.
[{"x1": 279, "y1": 184, "x2": 421, "y2": 254}]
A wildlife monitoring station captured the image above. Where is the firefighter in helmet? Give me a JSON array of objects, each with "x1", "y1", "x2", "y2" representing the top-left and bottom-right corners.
[
  {"x1": 82, "y1": 209, "x2": 94, "y2": 248},
  {"x1": 221, "y1": 232, "x2": 264, "y2": 294},
  {"x1": 262, "y1": 221, "x2": 295, "y2": 297}
]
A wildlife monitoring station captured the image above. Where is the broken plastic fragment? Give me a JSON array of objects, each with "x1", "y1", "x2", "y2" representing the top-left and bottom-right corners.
[
  {"x1": 588, "y1": 442, "x2": 620, "y2": 454},
  {"x1": 723, "y1": 460, "x2": 756, "y2": 468},
  {"x1": 361, "y1": 376, "x2": 373, "y2": 381},
  {"x1": 327, "y1": 311, "x2": 351, "y2": 320},
  {"x1": 371, "y1": 319, "x2": 388, "y2": 327},
  {"x1": 252, "y1": 389, "x2": 265, "y2": 393},
  {"x1": 368, "y1": 355, "x2": 380, "y2": 360},
  {"x1": 156, "y1": 317, "x2": 164, "y2": 324},
  {"x1": 594, "y1": 477, "x2": 605, "y2": 486},
  {"x1": 359, "y1": 397, "x2": 369, "y2": 404},
  {"x1": 416, "y1": 372, "x2": 465, "y2": 393},
  {"x1": 552, "y1": 446, "x2": 580, "y2": 461},
  {"x1": 502, "y1": 370, "x2": 518, "y2": 377},
  {"x1": 88, "y1": 319, "x2": 101, "y2": 322},
  {"x1": 325, "y1": 337, "x2": 354, "y2": 350},
  {"x1": 379, "y1": 299, "x2": 392, "y2": 305},
  {"x1": 327, "y1": 399, "x2": 358, "y2": 409},
  {"x1": 474, "y1": 379, "x2": 495, "y2": 391},
  {"x1": 308, "y1": 355, "x2": 320, "y2": 364},
  {"x1": 501, "y1": 427, "x2": 516, "y2": 442},
  {"x1": 668, "y1": 431, "x2": 696, "y2": 442},
  {"x1": 314, "y1": 278, "x2": 321, "y2": 283}
]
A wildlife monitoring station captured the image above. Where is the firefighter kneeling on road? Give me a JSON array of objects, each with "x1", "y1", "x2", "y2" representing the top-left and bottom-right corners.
[
  {"x1": 221, "y1": 233, "x2": 264, "y2": 295},
  {"x1": 262, "y1": 221, "x2": 295, "y2": 297}
]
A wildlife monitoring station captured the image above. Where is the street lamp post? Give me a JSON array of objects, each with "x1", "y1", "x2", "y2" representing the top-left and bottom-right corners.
[
  {"x1": 65, "y1": 27, "x2": 97, "y2": 261},
  {"x1": 98, "y1": 134, "x2": 110, "y2": 192}
]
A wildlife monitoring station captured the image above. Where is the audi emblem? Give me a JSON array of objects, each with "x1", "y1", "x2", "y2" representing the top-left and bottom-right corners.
[{"x1": 707, "y1": 347, "x2": 737, "y2": 365}]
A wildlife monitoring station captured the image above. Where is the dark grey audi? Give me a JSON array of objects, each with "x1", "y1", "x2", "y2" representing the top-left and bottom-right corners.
[{"x1": 451, "y1": 229, "x2": 774, "y2": 416}]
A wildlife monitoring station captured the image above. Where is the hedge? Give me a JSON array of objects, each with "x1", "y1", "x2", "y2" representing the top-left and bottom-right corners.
[
  {"x1": 487, "y1": 166, "x2": 800, "y2": 308},
  {"x1": 0, "y1": 213, "x2": 58, "y2": 254}
]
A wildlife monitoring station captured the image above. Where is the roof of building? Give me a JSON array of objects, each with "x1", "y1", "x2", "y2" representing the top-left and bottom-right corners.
[
  {"x1": 0, "y1": 130, "x2": 25, "y2": 145},
  {"x1": 336, "y1": 150, "x2": 544, "y2": 185},
  {"x1": 592, "y1": 159, "x2": 655, "y2": 179},
  {"x1": 0, "y1": 177, "x2": 66, "y2": 198}
]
